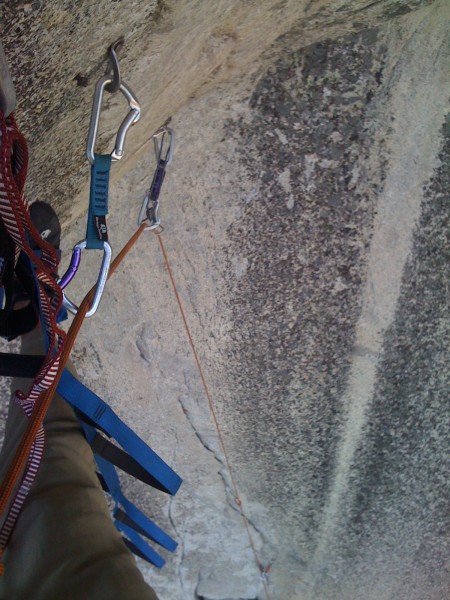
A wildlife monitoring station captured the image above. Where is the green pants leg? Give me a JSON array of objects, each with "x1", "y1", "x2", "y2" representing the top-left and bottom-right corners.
[{"x1": 0, "y1": 329, "x2": 159, "y2": 600}]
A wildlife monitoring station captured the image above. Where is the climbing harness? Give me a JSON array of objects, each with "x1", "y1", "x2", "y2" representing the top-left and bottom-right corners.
[{"x1": 0, "y1": 39, "x2": 181, "y2": 570}]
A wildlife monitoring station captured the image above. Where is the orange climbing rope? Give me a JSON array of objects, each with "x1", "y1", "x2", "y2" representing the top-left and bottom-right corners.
[{"x1": 156, "y1": 234, "x2": 274, "y2": 600}]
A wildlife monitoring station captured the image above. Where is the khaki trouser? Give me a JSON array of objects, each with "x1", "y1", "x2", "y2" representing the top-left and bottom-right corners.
[{"x1": 0, "y1": 330, "x2": 158, "y2": 600}]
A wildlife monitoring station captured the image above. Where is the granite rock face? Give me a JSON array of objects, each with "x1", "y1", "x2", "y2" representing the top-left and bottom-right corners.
[
  {"x1": 0, "y1": 1, "x2": 449, "y2": 600},
  {"x1": 217, "y1": 5, "x2": 449, "y2": 597},
  {"x1": 1, "y1": 0, "x2": 434, "y2": 223}
]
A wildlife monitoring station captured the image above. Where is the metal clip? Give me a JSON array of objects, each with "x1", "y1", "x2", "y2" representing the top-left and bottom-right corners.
[
  {"x1": 61, "y1": 240, "x2": 112, "y2": 318},
  {"x1": 137, "y1": 127, "x2": 174, "y2": 231},
  {"x1": 86, "y1": 75, "x2": 140, "y2": 165},
  {"x1": 0, "y1": 40, "x2": 16, "y2": 117}
]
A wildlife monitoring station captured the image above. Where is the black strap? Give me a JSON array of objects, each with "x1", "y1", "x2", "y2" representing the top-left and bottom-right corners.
[
  {"x1": 0, "y1": 258, "x2": 39, "y2": 340},
  {"x1": 0, "y1": 219, "x2": 16, "y2": 327},
  {"x1": 90, "y1": 432, "x2": 170, "y2": 493},
  {"x1": 97, "y1": 475, "x2": 157, "y2": 563},
  {"x1": 0, "y1": 353, "x2": 44, "y2": 378},
  {"x1": 115, "y1": 508, "x2": 154, "y2": 541}
]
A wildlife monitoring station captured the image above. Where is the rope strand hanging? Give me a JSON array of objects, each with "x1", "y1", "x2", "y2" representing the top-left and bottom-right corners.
[{"x1": 155, "y1": 233, "x2": 274, "y2": 600}]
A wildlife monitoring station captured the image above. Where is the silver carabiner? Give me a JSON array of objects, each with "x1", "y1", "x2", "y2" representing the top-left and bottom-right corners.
[
  {"x1": 137, "y1": 127, "x2": 174, "y2": 230},
  {"x1": 61, "y1": 239, "x2": 112, "y2": 318},
  {"x1": 86, "y1": 75, "x2": 140, "y2": 165}
]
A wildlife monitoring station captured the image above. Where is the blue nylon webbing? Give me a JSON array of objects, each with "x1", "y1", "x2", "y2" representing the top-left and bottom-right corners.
[
  {"x1": 57, "y1": 369, "x2": 182, "y2": 496},
  {"x1": 115, "y1": 521, "x2": 165, "y2": 569},
  {"x1": 86, "y1": 154, "x2": 111, "y2": 250},
  {"x1": 85, "y1": 430, "x2": 175, "y2": 567},
  {"x1": 95, "y1": 453, "x2": 177, "y2": 552},
  {"x1": 57, "y1": 370, "x2": 181, "y2": 567}
]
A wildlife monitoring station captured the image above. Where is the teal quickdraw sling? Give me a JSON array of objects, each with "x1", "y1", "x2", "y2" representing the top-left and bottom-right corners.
[{"x1": 86, "y1": 154, "x2": 112, "y2": 250}]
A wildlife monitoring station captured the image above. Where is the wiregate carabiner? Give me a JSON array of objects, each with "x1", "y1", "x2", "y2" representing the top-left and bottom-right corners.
[
  {"x1": 137, "y1": 127, "x2": 174, "y2": 231},
  {"x1": 61, "y1": 239, "x2": 112, "y2": 318},
  {"x1": 86, "y1": 75, "x2": 140, "y2": 165},
  {"x1": 0, "y1": 40, "x2": 16, "y2": 117}
]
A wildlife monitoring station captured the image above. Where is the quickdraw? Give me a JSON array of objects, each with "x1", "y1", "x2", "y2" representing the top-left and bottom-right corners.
[
  {"x1": 61, "y1": 45, "x2": 140, "y2": 317},
  {"x1": 0, "y1": 39, "x2": 181, "y2": 570},
  {"x1": 138, "y1": 126, "x2": 174, "y2": 233}
]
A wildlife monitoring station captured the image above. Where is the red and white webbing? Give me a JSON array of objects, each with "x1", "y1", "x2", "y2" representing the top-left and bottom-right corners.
[{"x1": 0, "y1": 113, "x2": 66, "y2": 552}]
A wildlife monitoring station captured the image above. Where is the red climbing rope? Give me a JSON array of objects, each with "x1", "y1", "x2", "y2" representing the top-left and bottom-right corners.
[{"x1": 0, "y1": 113, "x2": 66, "y2": 561}]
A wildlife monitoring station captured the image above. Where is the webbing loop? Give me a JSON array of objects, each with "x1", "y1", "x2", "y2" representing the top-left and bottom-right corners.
[
  {"x1": 86, "y1": 153, "x2": 112, "y2": 249},
  {"x1": 58, "y1": 369, "x2": 182, "y2": 496}
]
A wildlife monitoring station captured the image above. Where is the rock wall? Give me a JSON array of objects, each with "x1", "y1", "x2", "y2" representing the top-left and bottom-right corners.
[
  {"x1": 1, "y1": 0, "x2": 433, "y2": 223},
  {"x1": 1, "y1": 1, "x2": 449, "y2": 599}
]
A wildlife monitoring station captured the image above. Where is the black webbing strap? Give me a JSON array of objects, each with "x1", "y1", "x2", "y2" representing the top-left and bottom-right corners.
[
  {"x1": 0, "y1": 353, "x2": 44, "y2": 378},
  {"x1": 0, "y1": 258, "x2": 39, "y2": 340},
  {"x1": 90, "y1": 431, "x2": 169, "y2": 493},
  {"x1": 115, "y1": 508, "x2": 154, "y2": 540},
  {"x1": 0, "y1": 220, "x2": 15, "y2": 328}
]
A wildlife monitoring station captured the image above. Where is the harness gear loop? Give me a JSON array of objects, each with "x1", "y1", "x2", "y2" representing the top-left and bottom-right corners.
[
  {"x1": 137, "y1": 126, "x2": 174, "y2": 231},
  {"x1": 0, "y1": 113, "x2": 66, "y2": 562},
  {"x1": 86, "y1": 76, "x2": 140, "y2": 165}
]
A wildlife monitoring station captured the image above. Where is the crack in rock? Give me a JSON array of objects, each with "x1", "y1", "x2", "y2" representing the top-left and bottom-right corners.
[{"x1": 178, "y1": 393, "x2": 271, "y2": 546}]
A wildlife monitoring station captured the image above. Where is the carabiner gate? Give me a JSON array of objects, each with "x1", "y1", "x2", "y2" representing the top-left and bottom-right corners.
[{"x1": 86, "y1": 75, "x2": 141, "y2": 165}]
